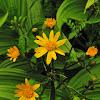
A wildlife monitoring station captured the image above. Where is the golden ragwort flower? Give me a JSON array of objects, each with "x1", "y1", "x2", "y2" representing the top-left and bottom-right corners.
[
  {"x1": 86, "y1": 46, "x2": 98, "y2": 57},
  {"x1": 6, "y1": 46, "x2": 20, "y2": 62},
  {"x1": 44, "y1": 18, "x2": 56, "y2": 29},
  {"x1": 34, "y1": 30, "x2": 66, "y2": 65},
  {"x1": 14, "y1": 78, "x2": 40, "y2": 100}
]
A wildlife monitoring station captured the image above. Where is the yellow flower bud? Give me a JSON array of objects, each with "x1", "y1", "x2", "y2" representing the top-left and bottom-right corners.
[
  {"x1": 32, "y1": 28, "x2": 38, "y2": 32},
  {"x1": 90, "y1": 74, "x2": 98, "y2": 82}
]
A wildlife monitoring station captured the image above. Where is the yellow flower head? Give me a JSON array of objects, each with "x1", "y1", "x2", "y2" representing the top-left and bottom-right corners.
[
  {"x1": 6, "y1": 46, "x2": 20, "y2": 62},
  {"x1": 14, "y1": 78, "x2": 40, "y2": 100},
  {"x1": 34, "y1": 30, "x2": 66, "y2": 65},
  {"x1": 86, "y1": 46, "x2": 98, "y2": 57},
  {"x1": 82, "y1": 99, "x2": 86, "y2": 100},
  {"x1": 44, "y1": 18, "x2": 56, "y2": 29}
]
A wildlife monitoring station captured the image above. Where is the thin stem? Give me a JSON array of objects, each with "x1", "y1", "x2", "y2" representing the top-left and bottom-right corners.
[
  {"x1": 56, "y1": 78, "x2": 68, "y2": 89},
  {"x1": 87, "y1": 9, "x2": 96, "y2": 21},
  {"x1": 67, "y1": 85, "x2": 91, "y2": 100},
  {"x1": 39, "y1": 80, "x2": 50, "y2": 100},
  {"x1": 42, "y1": 56, "x2": 47, "y2": 72},
  {"x1": 50, "y1": 78, "x2": 55, "y2": 100},
  {"x1": 85, "y1": 66, "x2": 91, "y2": 74},
  {"x1": 55, "y1": 77, "x2": 74, "y2": 95},
  {"x1": 82, "y1": 60, "x2": 91, "y2": 74},
  {"x1": 50, "y1": 60, "x2": 55, "y2": 100},
  {"x1": 39, "y1": 75, "x2": 49, "y2": 83},
  {"x1": 63, "y1": 60, "x2": 83, "y2": 70}
]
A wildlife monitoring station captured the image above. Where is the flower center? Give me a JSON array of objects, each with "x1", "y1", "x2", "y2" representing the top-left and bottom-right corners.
[
  {"x1": 12, "y1": 50, "x2": 20, "y2": 58},
  {"x1": 45, "y1": 40, "x2": 56, "y2": 51},
  {"x1": 23, "y1": 86, "x2": 34, "y2": 98}
]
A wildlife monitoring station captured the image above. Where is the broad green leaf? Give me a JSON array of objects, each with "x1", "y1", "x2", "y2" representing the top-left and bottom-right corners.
[
  {"x1": 0, "y1": 11, "x2": 8, "y2": 27},
  {"x1": 84, "y1": 0, "x2": 98, "y2": 13},
  {"x1": 0, "y1": 29, "x2": 18, "y2": 55},
  {"x1": 68, "y1": 62, "x2": 100, "y2": 100},
  {"x1": 56, "y1": 0, "x2": 100, "y2": 30}
]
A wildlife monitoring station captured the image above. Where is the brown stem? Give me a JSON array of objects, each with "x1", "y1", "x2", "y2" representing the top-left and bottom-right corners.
[{"x1": 39, "y1": 80, "x2": 50, "y2": 99}]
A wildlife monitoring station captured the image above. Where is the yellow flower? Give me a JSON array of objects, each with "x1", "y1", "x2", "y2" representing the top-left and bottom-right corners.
[
  {"x1": 44, "y1": 18, "x2": 56, "y2": 29},
  {"x1": 6, "y1": 46, "x2": 20, "y2": 62},
  {"x1": 82, "y1": 99, "x2": 86, "y2": 100},
  {"x1": 14, "y1": 78, "x2": 40, "y2": 100},
  {"x1": 34, "y1": 30, "x2": 66, "y2": 65},
  {"x1": 86, "y1": 46, "x2": 98, "y2": 57}
]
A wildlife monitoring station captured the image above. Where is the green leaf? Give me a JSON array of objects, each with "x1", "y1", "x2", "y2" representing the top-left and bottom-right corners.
[
  {"x1": 56, "y1": 0, "x2": 100, "y2": 30},
  {"x1": 0, "y1": 29, "x2": 18, "y2": 55},
  {"x1": 0, "y1": 11, "x2": 8, "y2": 27},
  {"x1": 84, "y1": 0, "x2": 98, "y2": 13},
  {"x1": 68, "y1": 62, "x2": 100, "y2": 100}
]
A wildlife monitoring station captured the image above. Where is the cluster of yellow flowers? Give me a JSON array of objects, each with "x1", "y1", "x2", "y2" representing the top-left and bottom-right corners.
[{"x1": 6, "y1": 18, "x2": 98, "y2": 100}]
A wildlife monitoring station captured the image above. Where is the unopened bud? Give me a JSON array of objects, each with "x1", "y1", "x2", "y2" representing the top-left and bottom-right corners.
[
  {"x1": 85, "y1": 84, "x2": 89, "y2": 89},
  {"x1": 90, "y1": 74, "x2": 98, "y2": 82},
  {"x1": 90, "y1": 86, "x2": 96, "y2": 90},
  {"x1": 86, "y1": 7, "x2": 90, "y2": 11},
  {"x1": 73, "y1": 96, "x2": 81, "y2": 100},
  {"x1": 11, "y1": 20, "x2": 14, "y2": 23},
  {"x1": 42, "y1": 23, "x2": 48, "y2": 30},
  {"x1": 10, "y1": 26, "x2": 14, "y2": 28},
  {"x1": 77, "y1": 55, "x2": 84, "y2": 60},
  {"x1": 14, "y1": 16, "x2": 17, "y2": 21},
  {"x1": 32, "y1": 28, "x2": 38, "y2": 32},
  {"x1": 89, "y1": 80, "x2": 93, "y2": 85},
  {"x1": 89, "y1": 60, "x2": 96, "y2": 67},
  {"x1": 18, "y1": 16, "x2": 22, "y2": 21}
]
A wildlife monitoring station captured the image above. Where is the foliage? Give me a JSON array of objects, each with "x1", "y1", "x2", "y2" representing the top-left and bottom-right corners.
[{"x1": 0, "y1": 0, "x2": 100, "y2": 100}]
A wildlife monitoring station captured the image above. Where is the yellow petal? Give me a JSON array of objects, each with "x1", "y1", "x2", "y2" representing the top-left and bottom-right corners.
[
  {"x1": 16, "y1": 83, "x2": 26, "y2": 89},
  {"x1": 25, "y1": 78, "x2": 30, "y2": 86},
  {"x1": 14, "y1": 93, "x2": 22, "y2": 97},
  {"x1": 34, "y1": 47, "x2": 46, "y2": 52},
  {"x1": 34, "y1": 92, "x2": 39, "y2": 98},
  {"x1": 54, "y1": 32, "x2": 60, "y2": 42},
  {"x1": 29, "y1": 96, "x2": 36, "y2": 100},
  {"x1": 42, "y1": 32, "x2": 48, "y2": 41},
  {"x1": 34, "y1": 48, "x2": 48, "y2": 58},
  {"x1": 10, "y1": 58, "x2": 12, "y2": 61},
  {"x1": 33, "y1": 84, "x2": 40, "y2": 90},
  {"x1": 49, "y1": 30, "x2": 54, "y2": 40},
  {"x1": 56, "y1": 39, "x2": 66, "y2": 47},
  {"x1": 51, "y1": 51, "x2": 57, "y2": 60},
  {"x1": 13, "y1": 58, "x2": 17, "y2": 62},
  {"x1": 36, "y1": 36, "x2": 46, "y2": 42},
  {"x1": 34, "y1": 40, "x2": 45, "y2": 46},
  {"x1": 6, "y1": 53, "x2": 12, "y2": 57},
  {"x1": 13, "y1": 46, "x2": 18, "y2": 50},
  {"x1": 14, "y1": 90, "x2": 22, "y2": 93},
  {"x1": 19, "y1": 96, "x2": 26, "y2": 100},
  {"x1": 55, "y1": 49, "x2": 65, "y2": 56},
  {"x1": 46, "y1": 52, "x2": 52, "y2": 65}
]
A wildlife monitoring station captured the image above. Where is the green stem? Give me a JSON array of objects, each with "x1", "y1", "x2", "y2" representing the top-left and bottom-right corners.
[
  {"x1": 42, "y1": 57, "x2": 47, "y2": 71},
  {"x1": 39, "y1": 80, "x2": 50, "y2": 100},
  {"x1": 67, "y1": 85, "x2": 92, "y2": 100}
]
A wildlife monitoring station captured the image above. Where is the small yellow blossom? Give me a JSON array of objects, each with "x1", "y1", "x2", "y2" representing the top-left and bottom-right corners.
[
  {"x1": 6, "y1": 46, "x2": 20, "y2": 62},
  {"x1": 44, "y1": 18, "x2": 56, "y2": 29},
  {"x1": 82, "y1": 99, "x2": 86, "y2": 100},
  {"x1": 34, "y1": 30, "x2": 66, "y2": 65},
  {"x1": 14, "y1": 78, "x2": 40, "y2": 100},
  {"x1": 86, "y1": 46, "x2": 98, "y2": 57}
]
